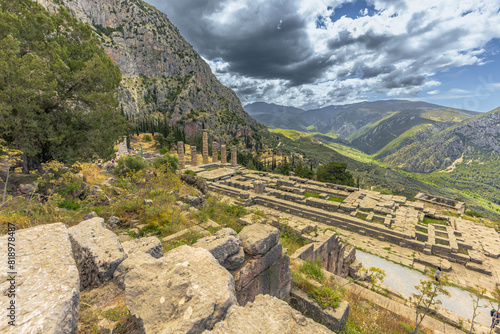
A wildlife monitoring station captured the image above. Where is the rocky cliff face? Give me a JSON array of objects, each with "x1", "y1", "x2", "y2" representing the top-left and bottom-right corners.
[
  {"x1": 382, "y1": 108, "x2": 500, "y2": 172},
  {"x1": 36, "y1": 0, "x2": 267, "y2": 143}
]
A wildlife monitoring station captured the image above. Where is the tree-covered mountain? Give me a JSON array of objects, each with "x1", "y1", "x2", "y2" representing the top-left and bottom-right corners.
[
  {"x1": 382, "y1": 107, "x2": 500, "y2": 172},
  {"x1": 36, "y1": 0, "x2": 270, "y2": 147}
]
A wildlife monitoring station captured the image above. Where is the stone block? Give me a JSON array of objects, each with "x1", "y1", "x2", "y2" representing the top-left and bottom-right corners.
[
  {"x1": 125, "y1": 246, "x2": 236, "y2": 334},
  {"x1": 290, "y1": 288, "x2": 349, "y2": 333},
  {"x1": 239, "y1": 224, "x2": 280, "y2": 255},
  {"x1": 204, "y1": 294, "x2": 333, "y2": 334},
  {"x1": 0, "y1": 223, "x2": 79, "y2": 334},
  {"x1": 122, "y1": 236, "x2": 163, "y2": 259},
  {"x1": 233, "y1": 243, "x2": 283, "y2": 291},
  {"x1": 465, "y1": 262, "x2": 492, "y2": 275},
  {"x1": 68, "y1": 217, "x2": 127, "y2": 290}
]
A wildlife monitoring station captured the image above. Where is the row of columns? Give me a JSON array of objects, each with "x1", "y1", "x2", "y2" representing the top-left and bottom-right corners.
[{"x1": 177, "y1": 130, "x2": 237, "y2": 168}]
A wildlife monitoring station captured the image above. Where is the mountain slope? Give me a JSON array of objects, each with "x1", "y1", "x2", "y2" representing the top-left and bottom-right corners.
[
  {"x1": 37, "y1": 0, "x2": 269, "y2": 144},
  {"x1": 243, "y1": 100, "x2": 477, "y2": 150},
  {"x1": 244, "y1": 102, "x2": 306, "y2": 130},
  {"x1": 382, "y1": 107, "x2": 500, "y2": 172}
]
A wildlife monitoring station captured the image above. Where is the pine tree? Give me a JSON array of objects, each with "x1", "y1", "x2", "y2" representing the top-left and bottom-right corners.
[{"x1": 0, "y1": 0, "x2": 126, "y2": 170}]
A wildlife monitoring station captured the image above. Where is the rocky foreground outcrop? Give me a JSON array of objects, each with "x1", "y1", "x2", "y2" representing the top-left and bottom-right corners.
[
  {"x1": 204, "y1": 294, "x2": 333, "y2": 334},
  {"x1": 2, "y1": 219, "x2": 327, "y2": 334},
  {"x1": 124, "y1": 245, "x2": 237, "y2": 333},
  {"x1": 192, "y1": 228, "x2": 244, "y2": 270},
  {"x1": 0, "y1": 223, "x2": 80, "y2": 333}
]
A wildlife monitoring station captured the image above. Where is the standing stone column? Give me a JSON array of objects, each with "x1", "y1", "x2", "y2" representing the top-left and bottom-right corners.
[
  {"x1": 221, "y1": 144, "x2": 227, "y2": 164},
  {"x1": 191, "y1": 146, "x2": 197, "y2": 167},
  {"x1": 202, "y1": 130, "x2": 209, "y2": 164},
  {"x1": 231, "y1": 146, "x2": 237, "y2": 166},
  {"x1": 178, "y1": 142, "x2": 185, "y2": 169},
  {"x1": 212, "y1": 142, "x2": 218, "y2": 163}
]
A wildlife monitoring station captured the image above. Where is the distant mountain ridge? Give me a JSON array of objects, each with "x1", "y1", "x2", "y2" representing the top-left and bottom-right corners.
[
  {"x1": 382, "y1": 107, "x2": 500, "y2": 172},
  {"x1": 244, "y1": 100, "x2": 478, "y2": 154},
  {"x1": 37, "y1": 0, "x2": 269, "y2": 144}
]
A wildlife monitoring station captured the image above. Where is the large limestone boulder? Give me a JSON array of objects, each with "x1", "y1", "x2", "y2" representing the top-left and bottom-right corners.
[
  {"x1": 204, "y1": 294, "x2": 333, "y2": 334},
  {"x1": 125, "y1": 245, "x2": 237, "y2": 334},
  {"x1": 122, "y1": 236, "x2": 163, "y2": 259},
  {"x1": 238, "y1": 224, "x2": 280, "y2": 255},
  {"x1": 68, "y1": 217, "x2": 127, "y2": 290},
  {"x1": 0, "y1": 223, "x2": 80, "y2": 333},
  {"x1": 113, "y1": 252, "x2": 159, "y2": 290},
  {"x1": 192, "y1": 228, "x2": 244, "y2": 269}
]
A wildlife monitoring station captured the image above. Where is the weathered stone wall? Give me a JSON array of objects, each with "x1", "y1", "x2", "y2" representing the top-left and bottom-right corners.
[
  {"x1": 232, "y1": 224, "x2": 292, "y2": 306},
  {"x1": 292, "y1": 231, "x2": 355, "y2": 279}
]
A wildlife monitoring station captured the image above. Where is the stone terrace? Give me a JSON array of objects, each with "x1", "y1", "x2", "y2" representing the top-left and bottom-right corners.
[{"x1": 196, "y1": 167, "x2": 500, "y2": 293}]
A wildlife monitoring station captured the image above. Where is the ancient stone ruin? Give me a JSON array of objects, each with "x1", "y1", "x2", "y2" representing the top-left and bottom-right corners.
[
  {"x1": 202, "y1": 169, "x2": 500, "y2": 279},
  {"x1": 415, "y1": 192, "x2": 466, "y2": 215},
  {"x1": 175, "y1": 130, "x2": 237, "y2": 170}
]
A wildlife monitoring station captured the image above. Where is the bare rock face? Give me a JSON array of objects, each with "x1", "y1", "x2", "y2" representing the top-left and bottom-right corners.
[
  {"x1": 36, "y1": 0, "x2": 268, "y2": 145},
  {"x1": 238, "y1": 224, "x2": 280, "y2": 255},
  {"x1": 125, "y1": 245, "x2": 237, "y2": 334},
  {"x1": 192, "y1": 228, "x2": 244, "y2": 269},
  {"x1": 122, "y1": 236, "x2": 163, "y2": 259},
  {"x1": 203, "y1": 294, "x2": 333, "y2": 334},
  {"x1": 0, "y1": 223, "x2": 80, "y2": 333},
  {"x1": 68, "y1": 217, "x2": 127, "y2": 290},
  {"x1": 224, "y1": 247, "x2": 245, "y2": 270}
]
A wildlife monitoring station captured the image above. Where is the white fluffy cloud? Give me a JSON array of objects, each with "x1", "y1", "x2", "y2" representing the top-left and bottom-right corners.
[{"x1": 146, "y1": 0, "x2": 500, "y2": 109}]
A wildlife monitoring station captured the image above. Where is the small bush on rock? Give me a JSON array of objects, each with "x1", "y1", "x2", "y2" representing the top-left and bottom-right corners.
[
  {"x1": 153, "y1": 153, "x2": 178, "y2": 172},
  {"x1": 115, "y1": 156, "x2": 148, "y2": 176}
]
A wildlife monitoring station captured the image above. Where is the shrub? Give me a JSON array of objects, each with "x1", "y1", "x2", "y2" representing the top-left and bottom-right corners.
[
  {"x1": 159, "y1": 147, "x2": 169, "y2": 155},
  {"x1": 57, "y1": 198, "x2": 80, "y2": 210},
  {"x1": 184, "y1": 170, "x2": 197, "y2": 176},
  {"x1": 465, "y1": 210, "x2": 483, "y2": 218},
  {"x1": 153, "y1": 153, "x2": 178, "y2": 172},
  {"x1": 308, "y1": 285, "x2": 341, "y2": 309},
  {"x1": 143, "y1": 134, "x2": 152, "y2": 142},
  {"x1": 114, "y1": 156, "x2": 148, "y2": 176},
  {"x1": 300, "y1": 260, "x2": 324, "y2": 282}
]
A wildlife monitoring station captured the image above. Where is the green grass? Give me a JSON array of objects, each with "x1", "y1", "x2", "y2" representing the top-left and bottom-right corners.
[
  {"x1": 458, "y1": 248, "x2": 469, "y2": 255},
  {"x1": 308, "y1": 285, "x2": 341, "y2": 309},
  {"x1": 356, "y1": 213, "x2": 367, "y2": 221},
  {"x1": 422, "y1": 217, "x2": 448, "y2": 226},
  {"x1": 279, "y1": 226, "x2": 310, "y2": 255},
  {"x1": 163, "y1": 230, "x2": 204, "y2": 252},
  {"x1": 435, "y1": 231, "x2": 448, "y2": 238},
  {"x1": 269, "y1": 128, "x2": 320, "y2": 144},
  {"x1": 328, "y1": 196, "x2": 344, "y2": 203},
  {"x1": 322, "y1": 142, "x2": 381, "y2": 165},
  {"x1": 415, "y1": 227, "x2": 428, "y2": 234},
  {"x1": 375, "y1": 123, "x2": 433, "y2": 158},
  {"x1": 304, "y1": 191, "x2": 319, "y2": 198},
  {"x1": 300, "y1": 260, "x2": 324, "y2": 282}
]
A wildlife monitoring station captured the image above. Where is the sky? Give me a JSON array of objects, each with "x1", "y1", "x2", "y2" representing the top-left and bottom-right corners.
[{"x1": 145, "y1": 0, "x2": 500, "y2": 112}]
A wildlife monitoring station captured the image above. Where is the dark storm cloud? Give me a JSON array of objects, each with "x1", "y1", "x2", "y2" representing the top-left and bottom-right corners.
[
  {"x1": 147, "y1": 0, "x2": 332, "y2": 85},
  {"x1": 144, "y1": 0, "x2": 500, "y2": 109}
]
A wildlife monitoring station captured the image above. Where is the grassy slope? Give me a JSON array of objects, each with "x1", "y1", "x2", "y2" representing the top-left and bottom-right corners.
[
  {"x1": 375, "y1": 123, "x2": 432, "y2": 158},
  {"x1": 345, "y1": 111, "x2": 398, "y2": 142}
]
